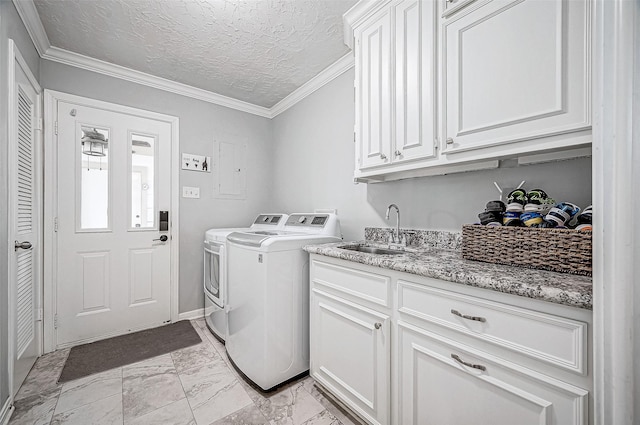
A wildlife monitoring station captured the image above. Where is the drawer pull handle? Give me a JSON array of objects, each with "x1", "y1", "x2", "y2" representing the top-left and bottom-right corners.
[
  {"x1": 451, "y1": 309, "x2": 486, "y2": 322},
  {"x1": 451, "y1": 354, "x2": 486, "y2": 371},
  {"x1": 374, "y1": 322, "x2": 382, "y2": 330}
]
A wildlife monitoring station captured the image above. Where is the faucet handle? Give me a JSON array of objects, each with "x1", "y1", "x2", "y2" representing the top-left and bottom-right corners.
[{"x1": 403, "y1": 230, "x2": 416, "y2": 246}]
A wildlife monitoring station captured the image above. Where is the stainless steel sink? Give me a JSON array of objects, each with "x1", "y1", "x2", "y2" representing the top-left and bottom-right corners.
[{"x1": 340, "y1": 245, "x2": 405, "y2": 255}]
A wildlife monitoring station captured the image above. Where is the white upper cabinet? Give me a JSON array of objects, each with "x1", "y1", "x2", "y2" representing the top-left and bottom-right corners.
[
  {"x1": 393, "y1": 0, "x2": 437, "y2": 163},
  {"x1": 351, "y1": 0, "x2": 438, "y2": 176},
  {"x1": 355, "y1": 8, "x2": 392, "y2": 169},
  {"x1": 442, "y1": 0, "x2": 591, "y2": 156},
  {"x1": 345, "y1": 0, "x2": 592, "y2": 182}
]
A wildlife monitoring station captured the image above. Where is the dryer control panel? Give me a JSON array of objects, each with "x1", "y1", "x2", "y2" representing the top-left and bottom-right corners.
[{"x1": 253, "y1": 214, "x2": 285, "y2": 225}]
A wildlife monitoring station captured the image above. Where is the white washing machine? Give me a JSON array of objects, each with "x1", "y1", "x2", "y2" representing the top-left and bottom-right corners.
[
  {"x1": 226, "y1": 213, "x2": 342, "y2": 390},
  {"x1": 204, "y1": 214, "x2": 289, "y2": 342}
]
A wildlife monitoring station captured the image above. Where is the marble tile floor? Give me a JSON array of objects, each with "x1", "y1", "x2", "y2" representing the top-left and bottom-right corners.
[{"x1": 8, "y1": 320, "x2": 363, "y2": 425}]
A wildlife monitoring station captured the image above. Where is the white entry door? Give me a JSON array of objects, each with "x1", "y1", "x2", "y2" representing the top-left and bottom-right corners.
[
  {"x1": 9, "y1": 41, "x2": 42, "y2": 395},
  {"x1": 54, "y1": 99, "x2": 173, "y2": 347}
]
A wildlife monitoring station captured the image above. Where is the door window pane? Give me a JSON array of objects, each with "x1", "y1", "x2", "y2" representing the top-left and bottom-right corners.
[
  {"x1": 80, "y1": 127, "x2": 109, "y2": 229},
  {"x1": 131, "y1": 134, "x2": 155, "y2": 228}
]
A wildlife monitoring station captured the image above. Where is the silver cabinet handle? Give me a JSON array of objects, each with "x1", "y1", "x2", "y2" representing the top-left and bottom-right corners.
[
  {"x1": 380, "y1": 153, "x2": 387, "y2": 160},
  {"x1": 374, "y1": 322, "x2": 382, "y2": 330},
  {"x1": 451, "y1": 309, "x2": 486, "y2": 322},
  {"x1": 14, "y1": 240, "x2": 32, "y2": 251},
  {"x1": 446, "y1": 137, "x2": 454, "y2": 145},
  {"x1": 451, "y1": 354, "x2": 486, "y2": 371},
  {"x1": 394, "y1": 150, "x2": 402, "y2": 157}
]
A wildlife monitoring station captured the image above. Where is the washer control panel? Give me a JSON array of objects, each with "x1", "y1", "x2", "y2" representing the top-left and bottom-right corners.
[{"x1": 286, "y1": 214, "x2": 328, "y2": 227}]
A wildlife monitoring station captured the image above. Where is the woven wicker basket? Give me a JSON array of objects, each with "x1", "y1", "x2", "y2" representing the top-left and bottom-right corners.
[{"x1": 461, "y1": 225, "x2": 592, "y2": 276}]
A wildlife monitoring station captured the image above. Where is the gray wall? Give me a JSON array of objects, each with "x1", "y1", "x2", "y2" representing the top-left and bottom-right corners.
[
  {"x1": 39, "y1": 60, "x2": 275, "y2": 314},
  {"x1": 0, "y1": 0, "x2": 41, "y2": 408},
  {"x1": 271, "y1": 69, "x2": 592, "y2": 241}
]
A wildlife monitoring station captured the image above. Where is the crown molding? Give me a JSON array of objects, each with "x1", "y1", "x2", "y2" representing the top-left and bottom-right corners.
[
  {"x1": 270, "y1": 52, "x2": 354, "y2": 118},
  {"x1": 15, "y1": 0, "x2": 354, "y2": 119},
  {"x1": 12, "y1": 0, "x2": 50, "y2": 56},
  {"x1": 42, "y1": 46, "x2": 272, "y2": 118},
  {"x1": 343, "y1": 0, "x2": 390, "y2": 48}
]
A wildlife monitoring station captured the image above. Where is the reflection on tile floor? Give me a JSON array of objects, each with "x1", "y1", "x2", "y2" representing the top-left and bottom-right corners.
[{"x1": 9, "y1": 320, "x2": 363, "y2": 425}]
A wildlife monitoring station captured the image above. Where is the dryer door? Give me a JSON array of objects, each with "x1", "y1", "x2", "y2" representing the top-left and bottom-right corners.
[{"x1": 204, "y1": 241, "x2": 224, "y2": 307}]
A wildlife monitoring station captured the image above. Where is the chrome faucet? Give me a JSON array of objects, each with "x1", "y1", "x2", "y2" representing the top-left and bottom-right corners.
[{"x1": 385, "y1": 204, "x2": 403, "y2": 246}]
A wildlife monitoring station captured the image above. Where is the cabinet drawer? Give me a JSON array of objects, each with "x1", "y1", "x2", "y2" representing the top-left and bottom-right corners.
[
  {"x1": 397, "y1": 280, "x2": 587, "y2": 374},
  {"x1": 311, "y1": 259, "x2": 391, "y2": 308},
  {"x1": 397, "y1": 321, "x2": 588, "y2": 425}
]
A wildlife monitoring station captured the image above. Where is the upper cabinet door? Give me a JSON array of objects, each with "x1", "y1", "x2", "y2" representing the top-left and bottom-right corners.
[
  {"x1": 393, "y1": 0, "x2": 437, "y2": 163},
  {"x1": 443, "y1": 0, "x2": 591, "y2": 155},
  {"x1": 355, "y1": 8, "x2": 393, "y2": 169}
]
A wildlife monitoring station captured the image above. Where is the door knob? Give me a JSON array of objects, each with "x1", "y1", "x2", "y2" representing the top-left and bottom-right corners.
[
  {"x1": 14, "y1": 240, "x2": 32, "y2": 251},
  {"x1": 374, "y1": 322, "x2": 382, "y2": 330},
  {"x1": 380, "y1": 153, "x2": 387, "y2": 160},
  {"x1": 153, "y1": 235, "x2": 168, "y2": 242}
]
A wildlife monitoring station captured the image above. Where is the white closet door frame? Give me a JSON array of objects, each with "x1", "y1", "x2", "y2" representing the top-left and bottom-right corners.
[
  {"x1": 42, "y1": 90, "x2": 181, "y2": 353},
  {"x1": 592, "y1": 0, "x2": 640, "y2": 423},
  {"x1": 6, "y1": 39, "x2": 43, "y2": 397}
]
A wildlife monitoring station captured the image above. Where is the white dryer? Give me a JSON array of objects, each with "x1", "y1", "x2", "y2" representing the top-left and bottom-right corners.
[
  {"x1": 226, "y1": 213, "x2": 342, "y2": 390},
  {"x1": 204, "y1": 214, "x2": 288, "y2": 342}
]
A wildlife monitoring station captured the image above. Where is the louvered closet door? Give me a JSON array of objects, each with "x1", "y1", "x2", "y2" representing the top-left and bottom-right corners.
[{"x1": 10, "y1": 43, "x2": 42, "y2": 395}]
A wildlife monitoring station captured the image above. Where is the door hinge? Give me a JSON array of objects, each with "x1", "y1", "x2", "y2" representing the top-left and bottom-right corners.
[
  {"x1": 54, "y1": 217, "x2": 59, "y2": 232},
  {"x1": 36, "y1": 118, "x2": 43, "y2": 132},
  {"x1": 54, "y1": 314, "x2": 59, "y2": 329},
  {"x1": 36, "y1": 308, "x2": 43, "y2": 321},
  {"x1": 354, "y1": 132, "x2": 356, "y2": 143},
  {"x1": 434, "y1": 138, "x2": 439, "y2": 150},
  {"x1": 54, "y1": 120, "x2": 58, "y2": 135}
]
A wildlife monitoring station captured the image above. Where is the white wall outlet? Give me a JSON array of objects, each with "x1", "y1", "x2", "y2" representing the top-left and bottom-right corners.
[{"x1": 182, "y1": 186, "x2": 200, "y2": 198}]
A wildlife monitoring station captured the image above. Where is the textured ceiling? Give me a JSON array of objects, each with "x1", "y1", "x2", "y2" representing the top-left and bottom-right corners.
[{"x1": 33, "y1": 0, "x2": 356, "y2": 108}]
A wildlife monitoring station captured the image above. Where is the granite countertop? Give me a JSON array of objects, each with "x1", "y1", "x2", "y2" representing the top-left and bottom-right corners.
[{"x1": 303, "y1": 237, "x2": 593, "y2": 310}]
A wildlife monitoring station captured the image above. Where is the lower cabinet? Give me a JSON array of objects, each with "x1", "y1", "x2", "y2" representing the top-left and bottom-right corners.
[
  {"x1": 308, "y1": 255, "x2": 592, "y2": 425},
  {"x1": 310, "y1": 288, "x2": 391, "y2": 425},
  {"x1": 397, "y1": 321, "x2": 588, "y2": 425}
]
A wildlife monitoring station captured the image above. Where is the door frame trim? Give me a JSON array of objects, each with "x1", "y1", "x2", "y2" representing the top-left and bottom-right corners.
[
  {"x1": 43, "y1": 90, "x2": 180, "y2": 353},
  {"x1": 7, "y1": 39, "x2": 43, "y2": 397}
]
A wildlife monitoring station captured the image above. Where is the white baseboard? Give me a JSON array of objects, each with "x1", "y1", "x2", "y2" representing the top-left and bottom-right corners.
[
  {"x1": 178, "y1": 308, "x2": 204, "y2": 321},
  {"x1": 1, "y1": 397, "x2": 14, "y2": 425}
]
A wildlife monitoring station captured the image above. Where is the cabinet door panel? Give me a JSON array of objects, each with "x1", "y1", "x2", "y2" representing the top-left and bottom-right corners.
[
  {"x1": 356, "y1": 9, "x2": 392, "y2": 169},
  {"x1": 394, "y1": 0, "x2": 437, "y2": 162},
  {"x1": 398, "y1": 322, "x2": 588, "y2": 425},
  {"x1": 443, "y1": 0, "x2": 590, "y2": 154},
  {"x1": 310, "y1": 289, "x2": 390, "y2": 425}
]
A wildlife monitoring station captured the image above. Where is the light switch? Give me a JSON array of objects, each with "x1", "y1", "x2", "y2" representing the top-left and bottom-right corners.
[{"x1": 182, "y1": 186, "x2": 200, "y2": 198}]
